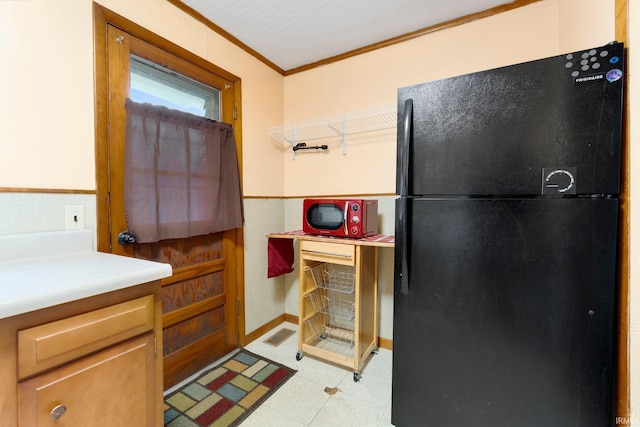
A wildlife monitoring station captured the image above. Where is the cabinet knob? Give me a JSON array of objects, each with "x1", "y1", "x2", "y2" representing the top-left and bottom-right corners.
[{"x1": 50, "y1": 404, "x2": 67, "y2": 420}]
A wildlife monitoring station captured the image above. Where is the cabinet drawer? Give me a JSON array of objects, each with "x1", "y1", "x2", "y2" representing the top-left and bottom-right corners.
[
  {"x1": 18, "y1": 295, "x2": 154, "y2": 379},
  {"x1": 301, "y1": 240, "x2": 355, "y2": 265}
]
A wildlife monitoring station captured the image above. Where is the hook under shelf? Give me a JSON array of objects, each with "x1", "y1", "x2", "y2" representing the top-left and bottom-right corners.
[{"x1": 293, "y1": 143, "x2": 329, "y2": 152}]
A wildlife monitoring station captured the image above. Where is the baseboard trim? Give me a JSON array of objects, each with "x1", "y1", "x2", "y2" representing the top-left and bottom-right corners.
[
  {"x1": 377, "y1": 336, "x2": 392, "y2": 351},
  {"x1": 284, "y1": 313, "x2": 297, "y2": 325},
  {"x1": 244, "y1": 314, "x2": 287, "y2": 345},
  {"x1": 245, "y1": 313, "x2": 393, "y2": 351}
]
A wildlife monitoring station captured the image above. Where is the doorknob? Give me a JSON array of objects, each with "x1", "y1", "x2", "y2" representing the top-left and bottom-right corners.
[{"x1": 117, "y1": 231, "x2": 137, "y2": 245}]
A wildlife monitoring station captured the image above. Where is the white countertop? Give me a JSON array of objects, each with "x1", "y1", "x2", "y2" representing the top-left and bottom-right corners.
[{"x1": 0, "y1": 230, "x2": 172, "y2": 319}]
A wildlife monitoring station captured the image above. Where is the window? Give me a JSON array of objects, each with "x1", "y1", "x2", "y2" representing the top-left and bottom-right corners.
[{"x1": 130, "y1": 55, "x2": 221, "y2": 120}]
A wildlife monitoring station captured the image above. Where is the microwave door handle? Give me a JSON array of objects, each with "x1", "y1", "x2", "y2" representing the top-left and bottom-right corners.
[{"x1": 343, "y1": 201, "x2": 349, "y2": 235}]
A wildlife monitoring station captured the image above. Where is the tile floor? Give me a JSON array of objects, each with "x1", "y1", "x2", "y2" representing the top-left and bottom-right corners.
[{"x1": 166, "y1": 321, "x2": 394, "y2": 426}]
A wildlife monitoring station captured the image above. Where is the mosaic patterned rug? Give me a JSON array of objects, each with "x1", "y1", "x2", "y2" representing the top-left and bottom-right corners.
[{"x1": 164, "y1": 349, "x2": 296, "y2": 426}]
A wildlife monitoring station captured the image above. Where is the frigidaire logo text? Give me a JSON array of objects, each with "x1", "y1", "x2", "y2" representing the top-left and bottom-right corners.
[{"x1": 575, "y1": 74, "x2": 604, "y2": 83}]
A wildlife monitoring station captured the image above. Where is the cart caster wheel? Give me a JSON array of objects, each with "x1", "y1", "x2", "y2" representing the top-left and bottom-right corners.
[
  {"x1": 353, "y1": 372, "x2": 360, "y2": 382},
  {"x1": 320, "y1": 333, "x2": 327, "y2": 339},
  {"x1": 296, "y1": 351, "x2": 303, "y2": 361},
  {"x1": 371, "y1": 347, "x2": 378, "y2": 355}
]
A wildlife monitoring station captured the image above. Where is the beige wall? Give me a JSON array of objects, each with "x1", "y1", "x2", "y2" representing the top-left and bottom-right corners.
[
  {"x1": 0, "y1": 0, "x2": 285, "y2": 196},
  {"x1": 0, "y1": 1, "x2": 95, "y2": 190}
]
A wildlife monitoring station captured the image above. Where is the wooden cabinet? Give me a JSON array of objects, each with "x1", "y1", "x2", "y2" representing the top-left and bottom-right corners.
[
  {"x1": 18, "y1": 333, "x2": 155, "y2": 426},
  {"x1": 296, "y1": 239, "x2": 378, "y2": 381},
  {"x1": 0, "y1": 282, "x2": 163, "y2": 427}
]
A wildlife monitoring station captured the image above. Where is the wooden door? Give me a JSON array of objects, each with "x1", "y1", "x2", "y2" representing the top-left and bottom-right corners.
[{"x1": 95, "y1": 11, "x2": 244, "y2": 389}]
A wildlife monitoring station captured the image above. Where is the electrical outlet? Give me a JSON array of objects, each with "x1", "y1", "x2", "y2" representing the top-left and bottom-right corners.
[{"x1": 65, "y1": 206, "x2": 85, "y2": 230}]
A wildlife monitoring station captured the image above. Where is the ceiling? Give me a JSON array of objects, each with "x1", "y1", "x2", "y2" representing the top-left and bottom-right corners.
[{"x1": 177, "y1": 0, "x2": 520, "y2": 73}]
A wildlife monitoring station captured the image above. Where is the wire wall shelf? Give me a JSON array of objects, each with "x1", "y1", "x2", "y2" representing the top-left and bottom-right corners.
[{"x1": 268, "y1": 105, "x2": 397, "y2": 158}]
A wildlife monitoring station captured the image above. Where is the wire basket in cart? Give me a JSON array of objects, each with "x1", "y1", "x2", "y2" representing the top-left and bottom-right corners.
[
  {"x1": 309, "y1": 263, "x2": 355, "y2": 294},
  {"x1": 305, "y1": 289, "x2": 328, "y2": 313},
  {"x1": 303, "y1": 312, "x2": 354, "y2": 346},
  {"x1": 304, "y1": 313, "x2": 326, "y2": 340},
  {"x1": 306, "y1": 262, "x2": 356, "y2": 346},
  {"x1": 323, "y1": 324, "x2": 354, "y2": 346},
  {"x1": 304, "y1": 291, "x2": 355, "y2": 332},
  {"x1": 326, "y1": 297, "x2": 355, "y2": 331}
]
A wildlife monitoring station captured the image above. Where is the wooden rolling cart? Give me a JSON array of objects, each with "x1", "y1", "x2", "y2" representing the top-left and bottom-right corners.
[{"x1": 268, "y1": 232, "x2": 394, "y2": 382}]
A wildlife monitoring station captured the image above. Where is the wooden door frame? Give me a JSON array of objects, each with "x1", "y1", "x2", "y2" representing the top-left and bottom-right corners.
[
  {"x1": 92, "y1": 3, "x2": 246, "y2": 347},
  {"x1": 615, "y1": 0, "x2": 630, "y2": 421}
]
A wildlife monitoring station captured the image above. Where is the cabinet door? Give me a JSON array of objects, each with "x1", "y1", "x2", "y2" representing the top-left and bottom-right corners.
[{"x1": 19, "y1": 333, "x2": 156, "y2": 427}]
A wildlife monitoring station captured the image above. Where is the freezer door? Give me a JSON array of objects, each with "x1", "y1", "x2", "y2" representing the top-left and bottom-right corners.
[
  {"x1": 397, "y1": 42, "x2": 624, "y2": 197},
  {"x1": 392, "y1": 198, "x2": 617, "y2": 427}
]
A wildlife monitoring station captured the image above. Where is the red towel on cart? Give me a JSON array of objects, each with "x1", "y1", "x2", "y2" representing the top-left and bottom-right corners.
[{"x1": 267, "y1": 238, "x2": 294, "y2": 278}]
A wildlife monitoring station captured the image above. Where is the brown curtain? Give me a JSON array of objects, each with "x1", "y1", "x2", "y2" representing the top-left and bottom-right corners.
[{"x1": 124, "y1": 99, "x2": 243, "y2": 243}]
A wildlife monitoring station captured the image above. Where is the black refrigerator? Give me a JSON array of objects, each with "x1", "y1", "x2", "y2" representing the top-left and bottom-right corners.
[{"x1": 392, "y1": 42, "x2": 625, "y2": 427}]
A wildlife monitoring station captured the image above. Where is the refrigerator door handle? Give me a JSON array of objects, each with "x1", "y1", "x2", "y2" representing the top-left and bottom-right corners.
[
  {"x1": 397, "y1": 197, "x2": 410, "y2": 294},
  {"x1": 399, "y1": 99, "x2": 413, "y2": 197}
]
